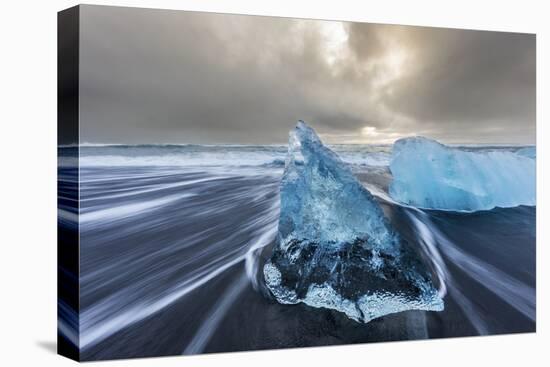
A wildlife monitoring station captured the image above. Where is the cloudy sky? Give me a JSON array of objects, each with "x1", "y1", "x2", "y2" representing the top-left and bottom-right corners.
[{"x1": 80, "y1": 5, "x2": 535, "y2": 145}]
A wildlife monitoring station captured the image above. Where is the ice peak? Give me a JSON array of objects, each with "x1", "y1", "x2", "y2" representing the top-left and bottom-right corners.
[
  {"x1": 292, "y1": 120, "x2": 322, "y2": 147},
  {"x1": 281, "y1": 120, "x2": 394, "y2": 249}
]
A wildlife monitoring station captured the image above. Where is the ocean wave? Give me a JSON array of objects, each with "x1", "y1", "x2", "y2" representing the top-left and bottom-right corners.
[
  {"x1": 70, "y1": 144, "x2": 393, "y2": 168},
  {"x1": 62, "y1": 143, "x2": 534, "y2": 174}
]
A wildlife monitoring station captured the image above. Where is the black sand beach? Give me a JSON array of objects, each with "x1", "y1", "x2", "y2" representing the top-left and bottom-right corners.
[{"x1": 66, "y1": 162, "x2": 535, "y2": 361}]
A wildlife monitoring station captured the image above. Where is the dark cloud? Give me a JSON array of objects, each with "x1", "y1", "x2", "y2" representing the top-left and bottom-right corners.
[
  {"x1": 79, "y1": 5, "x2": 535, "y2": 144},
  {"x1": 375, "y1": 26, "x2": 535, "y2": 139}
]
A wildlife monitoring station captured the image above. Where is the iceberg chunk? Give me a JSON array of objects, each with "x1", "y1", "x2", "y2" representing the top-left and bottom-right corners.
[
  {"x1": 264, "y1": 121, "x2": 443, "y2": 323},
  {"x1": 389, "y1": 137, "x2": 536, "y2": 211}
]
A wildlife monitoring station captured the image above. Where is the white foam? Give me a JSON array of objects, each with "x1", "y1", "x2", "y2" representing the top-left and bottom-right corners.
[{"x1": 80, "y1": 193, "x2": 195, "y2": 224}]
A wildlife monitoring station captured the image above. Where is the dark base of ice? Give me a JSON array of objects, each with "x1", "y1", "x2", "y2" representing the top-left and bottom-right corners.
[{"x1": 266, "y1": 234, "x2": 442, "y2": 322}]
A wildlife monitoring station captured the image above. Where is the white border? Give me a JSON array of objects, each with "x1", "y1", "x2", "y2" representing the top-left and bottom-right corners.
[{"x1": 0, "y1": 1, "x2": 546, "y2": 366}]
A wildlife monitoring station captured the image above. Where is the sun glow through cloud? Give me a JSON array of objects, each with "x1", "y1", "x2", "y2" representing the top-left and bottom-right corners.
[
  {"x1": 319, "y1": 21, "x2": 349, "y2": 66},
  {"x1": 361, "y1": 126, "x2": 379, "y2": 137},
  {"x1": 386, "y1": 48, "x2": 407, "y2": 76}
]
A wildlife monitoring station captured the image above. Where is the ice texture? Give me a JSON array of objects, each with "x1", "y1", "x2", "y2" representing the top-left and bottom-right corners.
[
  {"x1": 264, "y1": 121, "x2": 443, "y2": 323},
  {"x1": 389, "y1": 137, "x2": 536, "y2": 211},
  {"x1": 516, "y1": 146, "x2": 536, "y2": 159}
]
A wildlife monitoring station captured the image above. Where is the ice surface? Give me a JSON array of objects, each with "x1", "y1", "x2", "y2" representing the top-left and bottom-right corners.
[
  {"x1": 264, "y1": 121, "x2": 443, "y2": 323},
  {"x1": 516, "y1": 146, "x2": 536, "y2": 159},
  {"x1": 389, "y1": 137, "x2": 536, "y2": 211}
]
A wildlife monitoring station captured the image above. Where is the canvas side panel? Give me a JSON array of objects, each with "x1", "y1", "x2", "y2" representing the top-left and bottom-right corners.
[{"x1": 57, "y1": 5, "x2": 80, "y2": 362}]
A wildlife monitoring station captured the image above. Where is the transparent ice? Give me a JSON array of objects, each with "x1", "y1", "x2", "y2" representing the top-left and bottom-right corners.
[{"x1": 264, "y1": 121, "x2": 443, "y2": 323}]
